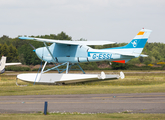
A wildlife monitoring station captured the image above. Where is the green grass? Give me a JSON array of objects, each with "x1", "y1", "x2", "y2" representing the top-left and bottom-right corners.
[
  {"x1": 0, "y1": 70, "x2": 165, "y2": 96},
  {"x1": 0, "y1": 70, "x2": 165, "y2": 119},
  {"x1": 0, "y1": 113, "x2": 165, "y2": 120}
]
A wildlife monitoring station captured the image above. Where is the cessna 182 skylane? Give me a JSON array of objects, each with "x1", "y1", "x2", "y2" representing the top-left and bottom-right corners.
[
  {"x1": 17, "y1": 29, "x2": 152, "y2": 84},
  {"x1": 0, "y1": 56, "x2": 21, "y2": 74}
]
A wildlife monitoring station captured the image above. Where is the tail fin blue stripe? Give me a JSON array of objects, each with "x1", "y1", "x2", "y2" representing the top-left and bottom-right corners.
[
  {"x1": 103, "y1": 38, "x2": 148, "y2": 50},
  {"x1": 122, "y1": 38, "x2": 148, "y2": 48}
]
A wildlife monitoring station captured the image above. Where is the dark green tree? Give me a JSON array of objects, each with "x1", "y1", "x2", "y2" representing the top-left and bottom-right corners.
[
  {"x1": 7, "y1": 44, "x2": 19, "y2": 62},
  {"x1": 7, "y1": 44, "x2": 14, "y2": 62},
  {"x1": 1, "y1": 43, "x2": 9, "y2": 56},
  {"x1": 56, "y1": 31, "x2": 72, "y2": 40}
]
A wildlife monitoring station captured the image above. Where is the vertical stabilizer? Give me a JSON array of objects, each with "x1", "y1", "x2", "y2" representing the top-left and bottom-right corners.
[
  {"x1": 124, "y1": 29, "x2": 152, "y2": 55},
  {"x1": 105, "y1": 29, "x2": 152, "y2": 56},
  {"x1": 124, "y1": 29, "x2": 152, "y2": 50},
  {"x1": 0, "y1": 56, "x2": 6, "y2": 74}
]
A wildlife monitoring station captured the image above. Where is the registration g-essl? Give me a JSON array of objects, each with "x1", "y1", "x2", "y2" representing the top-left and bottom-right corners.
[{"x1": 91, "y1": 53, "x2": 113, "y2": 59}]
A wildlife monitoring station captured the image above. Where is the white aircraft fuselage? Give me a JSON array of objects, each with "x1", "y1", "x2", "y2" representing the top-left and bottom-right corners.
[
  {"x1": 35, "y1": 43, "x2": 135, "y2": 63},
  {"x1": 34, "y1": 35, "x2": 150, "y2": 64}
]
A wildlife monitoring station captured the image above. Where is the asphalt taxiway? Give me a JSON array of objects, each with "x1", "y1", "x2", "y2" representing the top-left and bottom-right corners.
[{"x1": 0, "y1": 93, "x2": 164, "y2": 113}]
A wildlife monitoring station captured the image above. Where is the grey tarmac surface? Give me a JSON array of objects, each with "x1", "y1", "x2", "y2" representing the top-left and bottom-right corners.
[{"x1": 0, "y1": 93, "x2": 165, "y2": 114}]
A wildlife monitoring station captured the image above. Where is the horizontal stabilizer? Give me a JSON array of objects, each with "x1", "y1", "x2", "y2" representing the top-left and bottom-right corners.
[
  {"x1": 0, "y1": 56, "x2": 6, "y2": 73},
  {"x1": 19, "y1": 37, "x2": 116, "y2": 45},
  {"x1": 117, "y1": 53, "x2": 148, "y2": 57},
  {"x1": 120, "y1": 53, "x2": 137, "y2": 57},
  {"x1": 139, "y1": 54, "x2": 148, "y2": 57},
  {"x1": 5, "y1": 63, "x2": 22, "y2": 66},
  {"x1": 112, "y1": 52, "x2": 138, "y2": 57}
]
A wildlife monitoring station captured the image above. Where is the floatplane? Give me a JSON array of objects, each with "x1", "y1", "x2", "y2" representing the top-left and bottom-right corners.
[
  {"x1": 17, "y1": 29, "x2": 152, "y2": 84},
  {"x1": 0, "y1": 56, "x2": 21, "y2": 74}
]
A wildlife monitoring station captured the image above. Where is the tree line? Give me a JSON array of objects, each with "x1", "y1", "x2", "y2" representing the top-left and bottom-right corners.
[
  {"x1": 0, "y1": 43, "x2": 19, "y2": 63},
  {"x1": 0, "y1": 32, "x2": 165, "y2": 70}
]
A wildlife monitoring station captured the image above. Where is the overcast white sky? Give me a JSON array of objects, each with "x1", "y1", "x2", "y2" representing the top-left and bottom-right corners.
[{"x1": 0, "y1": 0, "x2": 165, "y2": 43}]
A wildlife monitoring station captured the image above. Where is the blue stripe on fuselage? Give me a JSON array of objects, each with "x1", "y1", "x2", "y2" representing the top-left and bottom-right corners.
[{"x1": 102, "y1": 38, "x2": 148, "y2": 50}]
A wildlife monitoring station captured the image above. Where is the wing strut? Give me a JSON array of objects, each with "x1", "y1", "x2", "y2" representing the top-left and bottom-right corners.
[
  {"x1": 43, "y1": 42, "x2": 56, "y2": 63},
  {"x1": 41, "y1": 61, "x2": 47, "y2": 73},
  {"x1": 66, "y1": 62, "x2": 69, "y2": 74}
]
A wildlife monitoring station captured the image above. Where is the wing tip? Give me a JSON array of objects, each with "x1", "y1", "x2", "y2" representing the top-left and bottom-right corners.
[{"x1": 19, "y1": 37, "x2": 35, "y2": 40}]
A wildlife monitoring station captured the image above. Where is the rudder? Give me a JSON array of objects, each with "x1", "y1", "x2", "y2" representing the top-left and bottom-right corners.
[
  {"x1": 124, "y1": 29, "x2": 152, "y2": 49},
  {"x1": 0, "y1": 56, "x2": 6, "y2": 74}
]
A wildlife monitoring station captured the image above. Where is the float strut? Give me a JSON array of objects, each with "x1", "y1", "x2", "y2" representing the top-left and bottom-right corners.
[{"x1": 66, "y1": 62, "x2": 69, "y2": 74}]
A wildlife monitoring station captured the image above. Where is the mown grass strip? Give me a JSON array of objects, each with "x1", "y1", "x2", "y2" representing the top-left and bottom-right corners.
[{"x1": 0, "y1": 113, "x2": 165, "y2": 120}]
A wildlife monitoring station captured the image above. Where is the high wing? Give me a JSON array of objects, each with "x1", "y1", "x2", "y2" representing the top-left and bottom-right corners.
[{"x1": 19, "y1": 37, "x2": 116, "y2": 45}]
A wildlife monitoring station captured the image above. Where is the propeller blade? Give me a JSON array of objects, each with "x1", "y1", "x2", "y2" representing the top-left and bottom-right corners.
[{"x1": 28, "y1": 43, "x2": 36, "y2": 50}]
